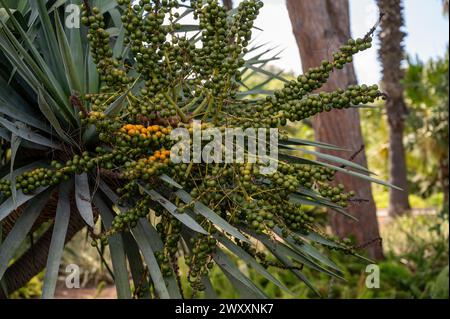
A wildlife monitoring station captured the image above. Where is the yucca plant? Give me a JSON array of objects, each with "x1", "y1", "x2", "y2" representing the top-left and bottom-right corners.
[{"x1": 0, "y1": 0, "x2": 394, "y2": 299}]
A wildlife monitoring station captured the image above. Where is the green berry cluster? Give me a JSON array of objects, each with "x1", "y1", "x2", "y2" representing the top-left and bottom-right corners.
[
  {"x1": 109, "y1": 197, "x2": 150, "y2": 234},
  {"x1": 81, "y1": 5, "x2": 132, "y2": 88},
  {"x1": 12, "y1": 168, "x2": 63, "y2": 195},
  {"x1": 185, "y1": 234, "x2": 217, "y2": 291},
  {"x1": 318, "y1": 183, "x2": 355, "y2": 208},
  {"x1": 222, "y1": 36, "x2": 381, "y2": 129}
]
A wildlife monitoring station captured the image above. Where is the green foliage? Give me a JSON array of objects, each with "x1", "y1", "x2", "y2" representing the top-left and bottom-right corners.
[
  {"x1": 202, "y1": 215, "x2": 449, "y2": 299},
  {"x1": 359, "y1": 51, "x2": 449, "y2": 209},
  {"x1": 15, "y1": 215, "x2": 446, "y2": 299},
  {"x1": 427, "y1": 265, "x2": 449, "y2": 299},
  {"x1": 403, "y1": 51, "x2": 449, "y2": 199}
]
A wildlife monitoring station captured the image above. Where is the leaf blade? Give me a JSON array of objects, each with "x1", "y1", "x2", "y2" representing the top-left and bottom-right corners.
[
  {"x1": 41, "y1": 181, "x2": 72, "y2": 299},
  {"x1": 74, "y1": 173, "x2": 94, "y2": 227},
  {"x1": 93, "y1": 194, "x2": 132, "y2": 299},
  {"x1": 139, "y1": 186, "x2": 208, "y2": 235},
  {"x1": 175, "y1": 189, "x2": 248, "y2": 242},
  {"x1": 0, "y1": 188, "x2": 53, "y2": 279}
]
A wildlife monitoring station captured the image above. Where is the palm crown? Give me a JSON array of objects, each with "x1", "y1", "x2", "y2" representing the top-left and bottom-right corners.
[{"x1": 0, "y1": 0, "x2": 393, "y2": 299}]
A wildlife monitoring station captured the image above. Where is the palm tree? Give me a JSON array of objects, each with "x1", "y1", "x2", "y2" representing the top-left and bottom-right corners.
[
  {"x1": 0, "y1": 0, "x2": 391, "y2": 298},
  {"x1": 377, "y1": 0, "x2": 411, "y2": 217}
]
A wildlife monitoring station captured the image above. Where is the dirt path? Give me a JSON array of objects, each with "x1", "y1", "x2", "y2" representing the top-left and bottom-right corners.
[{"x1": 55, "y1": 286, "x2": 117, "y2": 299}]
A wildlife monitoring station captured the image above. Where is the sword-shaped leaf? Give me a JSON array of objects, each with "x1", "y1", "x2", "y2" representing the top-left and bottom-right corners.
[
  {"x1": 247, "y1": 230, "x2": 345, "y2": 281},
  {"x1": 134, "y1": 219, "x2": 182, "y2": 299},
  {"x1": 139, "y1": 185, "x2": 207, "y2": 235},
  {"x1": 281, "y1": 147, "x2": 374, "y2": 174},
  {"x1": 213, "y1": 248, "x2": 268, "y2": 299},
  {"x1": 93, "y1": 194, "x2": 132, "y2": 299},
  {"x1": 0, "y1": 188, "x2": 52, "y2": 279},
  {"x1": 74, "y1": 173, "x2": 94, "y2": 227},
  {"x1": 38, "y1": 87, "x2": 73, "y2": 144},
  {"x1": 42, "y1": 180, "x2": 72, "y2": 299},
  {"x1": 289, "y1": 193, "x2": 357, "y2": 221},
  {"x1": 54, "y1": 10, "x2": 82, "y2": 94},
  {"x1": 159, "y1": 174, "x2": 183, "y2": 189},
  {"x1": 0, "y1": 186, "x2": 50, "y2": 222},
  {"x1": 215, "y1": 232, "x2": 292, "y2": 294},
  {"x1": 175, "y1": 189, "x2": 248, "y2": 242},
  {"x1": 279, "y1": 137, "x2": 347, "y2": 151},
  {"x1": 0, "y1": 117, "x2": 62, "y2": 149},
  {"x1": 122, "y1": 232, "x2": 151, "y2": 299},
  {"x1": 131, "y1": 222, "x2": 171, "y2": 299},
  {"x1": 273, "y1": 227, "x2": 341, "y2": 273},
  {"x1": 9, "y1": 133, "x2": 21, "y2": 205}
]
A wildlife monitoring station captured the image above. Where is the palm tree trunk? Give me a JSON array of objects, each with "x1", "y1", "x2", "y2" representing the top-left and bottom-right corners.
[
  {"x1": 286, "y1": 0, "x2": 384, "y2": 260},
  {"x1": 443, "y1": 0, "x2": 449, "y2": 15},
  {"x1": 0, "y1": 193, "x2": 86, "y2": 298},
  {"x1": 377, "y1": 0, "x2": 411, "y2": 217}
]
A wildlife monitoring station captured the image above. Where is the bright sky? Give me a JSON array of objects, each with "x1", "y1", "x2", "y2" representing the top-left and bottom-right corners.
[{"x1": 235, "y1": 0, "x2": 449, "y2": 85}]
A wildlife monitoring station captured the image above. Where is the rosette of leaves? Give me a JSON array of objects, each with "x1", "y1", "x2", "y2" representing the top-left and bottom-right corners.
[{"x1": 0, "y1": 0, "x2": 396, "y2": 299}]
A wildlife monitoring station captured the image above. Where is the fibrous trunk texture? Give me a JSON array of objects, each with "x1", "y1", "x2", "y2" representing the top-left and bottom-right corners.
[
  {"x1": 0, "y1": 192, "x2": 86, "y2": 298},
  {"x1": 286, "y1": 0, "x2": 384, "y2": 260},
  {"x1": 377, "y1": 0, "x2": 411, "y2": 217}
]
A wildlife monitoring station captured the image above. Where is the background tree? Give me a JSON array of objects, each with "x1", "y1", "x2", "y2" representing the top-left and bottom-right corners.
[
  {"x1": 286, "y1": 0, "x2": 384, "y2": 260},
  {"x1": 377, "y1": 0, "x2": 411, "y2": 217}
]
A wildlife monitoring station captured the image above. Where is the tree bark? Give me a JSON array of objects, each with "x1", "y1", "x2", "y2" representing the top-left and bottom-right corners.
[
  {"x1": 286, "y1": 0, "x2": 384, "y2": 260},
  {"x1": 223, "y1": 0, "x2": 233, "y2": 10},
  {"x1": 377, "y1": 0, "x2": 411, "y2": 217}
]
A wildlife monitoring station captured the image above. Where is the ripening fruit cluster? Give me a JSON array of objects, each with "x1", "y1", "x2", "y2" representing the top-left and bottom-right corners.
[
  {"x1": 120, "y1": 124, "x2": 172, "y2": 140},
  {"x1": 190, "y1": 0, "x2": 263, "y2": 97},
  {"x1": 155, "y1": 251, "x2": 174, "y2": 278},
  {"x1": 122, "y1": 148, "x2": 172, "y2": 181},
  {"x1": 14, "y1": 168, "x2": 66, "y2": 194},
  {"x1": 155, "y1": 216, "x2": 183, "y2": 277},
  {"x1": 0, "y1": 148, "x2": 134, "y2": 204},
  {"x1": 129, "y1": 94, "x2": 180, "y2": 120}
]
